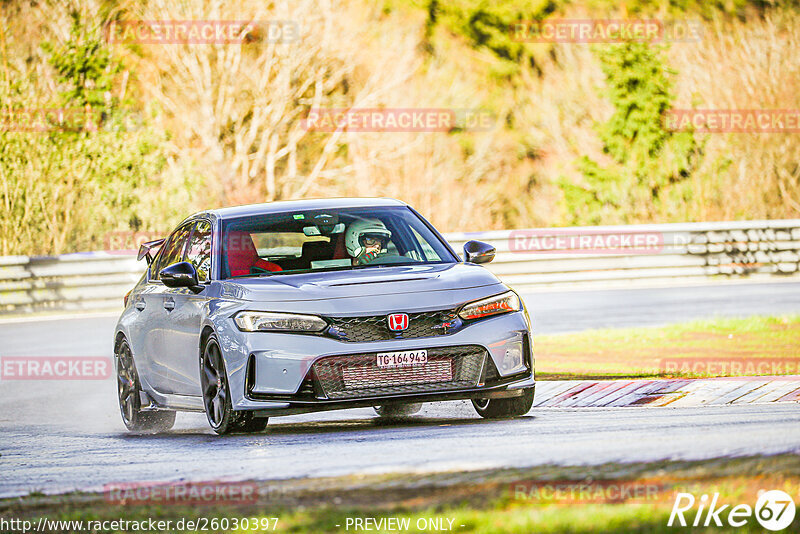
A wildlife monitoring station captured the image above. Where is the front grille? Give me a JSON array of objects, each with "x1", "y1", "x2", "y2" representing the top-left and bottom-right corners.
[
  {"x1": 325, "y1": 310, "x2": 462, "y2": 342},
  {"x1": 311, "y1": 345, "x2": 487, "y2": 399},
  {"x1": 342, "y1": 360, "x2": 453, "y2": 388}
]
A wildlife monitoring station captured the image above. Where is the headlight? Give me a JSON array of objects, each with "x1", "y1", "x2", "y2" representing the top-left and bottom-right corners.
[
  {"x1": 233, "y1": 311, "x2": 327, "y2": 332},
  {"x1": 458, "y1": 291, "x2": 520, "y2": 320}
]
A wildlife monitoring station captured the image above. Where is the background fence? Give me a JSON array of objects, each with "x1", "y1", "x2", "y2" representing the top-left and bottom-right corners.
[{"x1": 2, "y1": 219, "x2": 799, "y2": 314}]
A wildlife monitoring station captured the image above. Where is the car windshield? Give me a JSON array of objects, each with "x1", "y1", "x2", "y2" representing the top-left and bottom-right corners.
[{"x1": 220, "y1": 206, "x2": 457, "y2": 279}]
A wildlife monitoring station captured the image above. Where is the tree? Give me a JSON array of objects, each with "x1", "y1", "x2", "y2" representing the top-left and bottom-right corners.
[
  {"x1": 563, "y1": 41, "x2": 699, "y2": 225},
  {"x1": 0, "y1": 10, "x2": 195, "y2": 255}
]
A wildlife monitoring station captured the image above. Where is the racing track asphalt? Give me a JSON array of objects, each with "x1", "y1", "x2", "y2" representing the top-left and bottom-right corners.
[{"x1": 1, "y1": 281, "x2": 799, "y2": 497}]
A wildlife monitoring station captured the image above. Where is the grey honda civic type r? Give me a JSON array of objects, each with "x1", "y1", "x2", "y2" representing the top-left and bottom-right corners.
[{"x1": 114, "y1": 198, "x2": 535, "y2": 434}]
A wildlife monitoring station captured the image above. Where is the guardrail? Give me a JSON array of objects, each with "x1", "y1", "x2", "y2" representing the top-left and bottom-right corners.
[
  {"x1": 0, "y1": 253, "x2": 142, "y2": 313},
  {"x1": 447, "y1": 219, "x2": 800, "y2": 290},
  {"x1": 1, "y1": 219, "x2": 799, "y2": 314}
]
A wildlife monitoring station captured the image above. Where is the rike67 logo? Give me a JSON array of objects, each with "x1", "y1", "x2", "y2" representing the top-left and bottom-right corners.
[{"x1": 669, "y1": 490, "x2": 796, "y2": 531}]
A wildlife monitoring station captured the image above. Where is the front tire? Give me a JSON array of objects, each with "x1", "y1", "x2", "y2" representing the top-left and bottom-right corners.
[
  {"x1": 472, "y1": 388, "x2": 534, "y2": 419},
  {"x1": 116, "y1": 339, "x2": 176, "y2": 432},
  {"x1": 201, "y1": 334, "x2": 268, "y2": 435},
  {"x1": 374, "y1": 403, "x2": 423, "y2": 418}
]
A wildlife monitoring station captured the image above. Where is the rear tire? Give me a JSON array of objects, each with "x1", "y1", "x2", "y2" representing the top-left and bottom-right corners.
[
  {"x1": 116, "y1": 339, "x2": 176, "y2": 433},
  {"x1": 472, "y1": 388, "x2": 534, "y2": 419},
  {"x1": 201, "y1": 333, "x2": 268, "y2": 435},
  {"x1": 374, "y1": 403, "x2": 423, "y2": 418}
]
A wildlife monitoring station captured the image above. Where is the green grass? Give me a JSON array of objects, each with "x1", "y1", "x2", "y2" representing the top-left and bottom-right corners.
[
  {"x1": 5, "y1": 455, "x2": 800, "y2": 533},
  {"x1": 278, "y1": 505, "x2": 679, "y2": 533},
  {"x1": 535, "y1": 315, "x2": 800, "y2": 380}
]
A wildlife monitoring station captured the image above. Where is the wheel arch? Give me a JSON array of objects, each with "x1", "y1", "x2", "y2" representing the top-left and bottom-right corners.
[
  {"x1": 114, "y1": 331, "x2": 128, "y2": 353},
  {"x1": 200, "y1": 325, "x2": 216, "y2": 356}
]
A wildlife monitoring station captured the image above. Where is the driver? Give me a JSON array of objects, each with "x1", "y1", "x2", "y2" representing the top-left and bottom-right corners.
[{"x1": 345, "y1": 219, "x2": 391, "y2": 265}]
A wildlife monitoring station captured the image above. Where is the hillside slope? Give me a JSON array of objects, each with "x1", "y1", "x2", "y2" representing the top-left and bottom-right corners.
[{"x1": 1, "y1": 0, "x2": 798, "y2": 254}]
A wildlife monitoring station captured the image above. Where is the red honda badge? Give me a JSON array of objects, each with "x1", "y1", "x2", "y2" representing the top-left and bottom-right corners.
[{"x1": 387, "y1": 313, "x2": 409, "y2": 331}]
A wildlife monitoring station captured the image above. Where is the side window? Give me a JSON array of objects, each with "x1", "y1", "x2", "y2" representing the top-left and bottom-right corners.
[
  {"x1": 186, "y1": 220, "x2": 212, "y2": 282},
  {"x1": 153, "y1": 224, "x2": 192, "y2": 280}
]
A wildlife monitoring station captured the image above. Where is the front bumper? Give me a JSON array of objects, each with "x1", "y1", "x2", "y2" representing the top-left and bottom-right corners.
[{"x1": 215, "y1": 309, "x2": 535, "y2": 414}]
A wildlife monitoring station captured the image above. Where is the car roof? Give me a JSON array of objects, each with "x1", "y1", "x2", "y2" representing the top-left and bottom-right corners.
[{"x1": 190, "y1": 197, "x2": 409, "y2": 222}]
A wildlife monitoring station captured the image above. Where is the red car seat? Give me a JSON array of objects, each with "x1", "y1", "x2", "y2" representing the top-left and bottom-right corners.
[
  {"x1": 332, "y1": 232, "x2": 348, "y2": 259},
  {"x1": 226, "y1": 231, "x2": 282, "y2": 276}
]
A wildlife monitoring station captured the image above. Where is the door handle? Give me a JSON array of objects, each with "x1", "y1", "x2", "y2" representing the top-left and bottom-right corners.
[
  {"x1": 164, "y1": 298, "x2": 175, "y2": 311},
  {"x1": 134, "y1": 300, "x2": 146, "y2": 311}
]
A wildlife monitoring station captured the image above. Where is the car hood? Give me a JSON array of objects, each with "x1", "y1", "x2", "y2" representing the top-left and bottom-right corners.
[{"x1": 216, "y1": 263, "x2": 506, "y2": 315}]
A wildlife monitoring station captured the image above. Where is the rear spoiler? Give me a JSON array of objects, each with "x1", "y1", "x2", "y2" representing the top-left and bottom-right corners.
[{"x1": 137, "y1": 238, "x2": 165, "y2": 265}]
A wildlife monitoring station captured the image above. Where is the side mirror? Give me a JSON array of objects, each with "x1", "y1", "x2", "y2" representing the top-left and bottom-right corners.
[
  {"x1": 463, "y1": 240, "x2": 496, "y2": 264},
  {"x1": 160, "y1": 262, "x2": 201, "y2": 290}
]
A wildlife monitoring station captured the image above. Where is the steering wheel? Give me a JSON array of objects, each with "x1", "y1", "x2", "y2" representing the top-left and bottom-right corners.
[{"x1": 364, "y1": 254, "x2": 420, "y2": 265}]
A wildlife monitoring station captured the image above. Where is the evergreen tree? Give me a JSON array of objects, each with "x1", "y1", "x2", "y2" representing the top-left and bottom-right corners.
[{"x1": 563, "y1": 42, "x2": 698, "y2": 225}]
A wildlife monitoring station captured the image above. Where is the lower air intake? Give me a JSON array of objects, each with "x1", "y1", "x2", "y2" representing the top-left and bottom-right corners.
[{"x1": 311, "y1": 345, "x2": 487, "y2": 400}]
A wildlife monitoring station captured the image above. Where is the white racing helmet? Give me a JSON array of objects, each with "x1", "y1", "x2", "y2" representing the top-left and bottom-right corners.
[{"x1": 345, "y1": 218, "x2": 392, "y2": 258}]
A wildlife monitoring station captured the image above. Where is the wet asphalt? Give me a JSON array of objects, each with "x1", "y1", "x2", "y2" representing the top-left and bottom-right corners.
[{"x1": 1, "y1": 281, "x2": 799, "y2": 497}]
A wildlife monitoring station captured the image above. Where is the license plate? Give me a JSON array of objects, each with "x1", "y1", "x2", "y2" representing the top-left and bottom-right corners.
[{"x1": 376, "y1": 350, "x2": 427, "y2": 369}]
